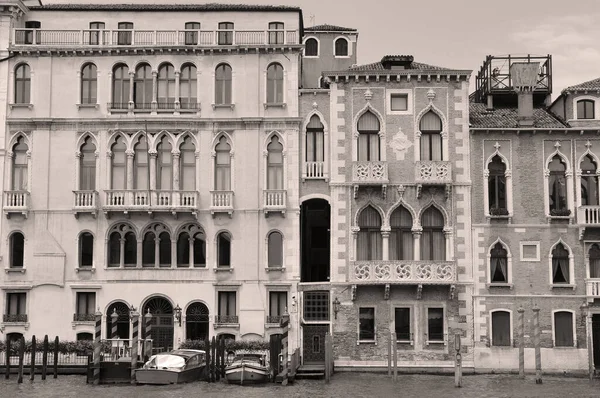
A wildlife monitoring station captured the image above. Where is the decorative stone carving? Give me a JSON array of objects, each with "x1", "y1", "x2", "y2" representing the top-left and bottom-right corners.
[
  {"x1": 388, "y1": 127, "x2": 413, "y2": 160},
  {"x1": 364, "y1": 89, "x2": 373, "y2": 101},
  {"x1": 427, "y1": 88, "x2": 436, "y2": 102}
]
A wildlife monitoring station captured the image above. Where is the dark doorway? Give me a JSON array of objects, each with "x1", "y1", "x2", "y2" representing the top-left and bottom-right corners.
[
  {"x1": 301, "y1": 199, "x2": 330, "y2": 282},
  {"x1": 302, "y1": 324, "x2": 328, "y2": 364},
  {"x1": 186, "y1": 302, "x2": 209, "y2": 341},
  {"x1": 142, "y1": 297, "x2": 174, "y2": 352},
  {"x1": 593, "y1": 314, "x2": 600, "y2": 369},
  {"x1": 106, "y1": 301, "x2": 131, "y2": 339}
]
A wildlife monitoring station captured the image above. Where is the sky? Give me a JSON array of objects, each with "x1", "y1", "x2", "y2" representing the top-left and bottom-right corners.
[{"x1": 43, "y1": 0, "x2": 600, "y2": 98}]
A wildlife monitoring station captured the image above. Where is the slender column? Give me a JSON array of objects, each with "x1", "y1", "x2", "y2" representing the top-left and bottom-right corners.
[
  {"x1": 151, "y1": 70, "x2": 158, "y2": 112},
  {"x1": 125, "y1": 150, "x2": 135, "y2": 189},
  {"x1": 381, "y1": 227, "x2": 390, "y2": 261},
  {"x1": 506, "y1": 169, "x2": 514, "y2": 216},
  {"x1": 136, "y1": 239, "x2": 143, "y2": 268},
  {"x1": 412, "y1": 227, "x2": 422, "y2": 261},
  {"x1": 172, "y1": 151, "x2": 181, "y2": 191},
  {"x1": 94, "y1": 151, "x2": 100, "y2": 192},
  {"x1": 107, "y1": 72, "x2": 113, "y2": 111},
  {"x1": 518, "y1": 306, "x2": 525, "y2": 378},
  {"x1": 75, "y1": 152, "x2": 82, "y2": 191},
  {"x1": 174, "y1": 71, "x2": 181, "y2": 112},
  {"x1": 351, "y1": 227, "x2": 360, "y2": 261},
  {"x1": 188, "y1": 237, "x2": 194, "y2": 268},
  {"x1": 566, "y1": 171, "x2": 574, "y2": 216},
  {"x1": 154, "y1": 237, "x2": 160, "y2": 268},
  {"x1": 444, "y1": 228, "x2": 454, "y2": 261},
  {"x1": 533, "y1": 305, "x2": 542, "y2": 384},
  {"x1": 128, "y1": 71, "x2": 135, "y2": 112},
  {"x1": 119, "y1": 238, "x2": 125, "y2": 268},
  {"x1": 106, "y1": 151, "x2": 113, "y2": 190},
  {"x1": 171, "y1": 239, "x2": 177, "y2": 268},
  {"x1": 7, "y1": 152, "x2": 14, "y2": 190},
  {"x1": 148, "y1": 151, "x2": 157, "y2": 191}
]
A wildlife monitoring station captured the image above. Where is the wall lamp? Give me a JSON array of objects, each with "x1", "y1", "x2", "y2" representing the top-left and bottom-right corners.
[
  {"x1": 332, "y1": 297, "x2": 341, "y2": 320},
  {"x1": 174, "y1": 304, "x2": 182, "y2": 326}
]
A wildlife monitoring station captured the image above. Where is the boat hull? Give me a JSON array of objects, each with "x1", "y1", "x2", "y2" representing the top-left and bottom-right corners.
[
  {"x1": 135, "y1": 366, "x2": 204, "y2": 385},
  {"x1": 225, "y1": 363, "x2": 269, "y2": 385}
]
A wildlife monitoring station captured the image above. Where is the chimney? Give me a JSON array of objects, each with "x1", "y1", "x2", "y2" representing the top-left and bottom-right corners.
[
  {"x1": 486, "y1": 94, "x2": 493, "y2": 110},
  {"x1": 510, "y1": 62, "x2": 540, "y2": 127}
]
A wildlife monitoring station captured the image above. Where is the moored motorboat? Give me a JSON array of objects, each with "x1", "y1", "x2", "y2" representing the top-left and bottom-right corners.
[
  {"x1": 135, "y1": 349, "x2": 206, "y2": 385},
  {"x1": 224, "y1": 353, "x2": 270, "y2": 385}
]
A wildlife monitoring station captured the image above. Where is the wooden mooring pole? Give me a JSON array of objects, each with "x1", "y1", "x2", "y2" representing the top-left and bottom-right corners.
[
  {"x1": 454, "y1": 333, "x2": 462, "y2": 388},
  {"x1": 93, "y1": 310, "x2": 102, "y2": 385},
  {"x1": 393, "y1": 333, "x2": 398, "y2": 382},
  {"x1": 17, "y1": 336, "x2": 24, "y2": 384},
  {"x1": 280, "y1": 312, "x2": 290, "y2": 386},
  {"x1": 5, "y1": 335, "x2": 10, "y2": 379},
  {"x1": 518, "y1": 307, "x2": 525, "y2": 379},
  {"x1": 53, "y1": 336, "x2": 59, "y2": 379},
  {"x1": 130, "y1": 308, "x2": 140, "y2": 384},
  {"x1": 30, "y1": 335, "x2": 36, "y2": 381},
  {"x1": 533, "y1": 306, "x2": 542, "y2": 384},
  {"x1": 204, "y1": 337, "x2": 210, "y2": 382},
  {"x1": 42, "y1": 335, "x2": 49, "y2": 380}
]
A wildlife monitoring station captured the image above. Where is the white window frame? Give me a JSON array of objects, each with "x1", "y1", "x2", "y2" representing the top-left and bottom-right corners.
[
  {"x1": 265, "y1": 229, "x2": 285, "y2": 272},
  {"x1": 575, "y1": 144, "x2": 600, "y2": 209},
  {"x1": 263, "y1": 131, "x2": 287, "y2": 191},
  {"x1": 214, "y1": 230, "x2": 233, "y2": 272},
  {"x1": 210, "y1": 132, "x2": 235, "y2": 194},
  {"x1": 301, "y1": 111, "x2": 329, "y2": 181},
  {"x1": 572, "y1": 95, "x2": 599, "y2": 120},
  {"x1": 7, "y1": 132, "x2": 33, "y2": 194},
  {"x1": 263, "y1": 62, "x2": 287, "y2": 107},
  {"x1": 77, "y1": 230, "x2": 96, "y2": 272},
  {"x1": 302, "y1": 36, "x2": 319, "y2": 58},
  {"x1": 551, "y1": 309, "x2": 577, "y2": 347},
  {"x1": 392, "y1": 305, "x2": 414, "y2": 345},
  {"x1": 490, "y1": 309, "x2": 513, "y2": 347},
  {"x1": 212, "y1": 61, "x2": 235, "y2": 109},
  {"x1": 386, "y1": 89, "x2": 412, "y2": 115},
  {"x1": 3, "y1": 288, "x2": 30, "y2": 325},
  {"x1": 6, "y1": 230, "x2": 26, "y2": 273},
  {"x1": 214, "y1": 284, "x2": 240, "y2": 327},
  {"x1": 424, "y1": 304, "x2": 446, "y2": 346},
  {"x1": 520, "y1": 241, "x2": 540, "y2": 262},
  {"x1": 414, "y1": 104, "x2": 448, "y2": 163},
  {"x1": 333, "y1": 36, "x2": 351, "y2": 58},
  {"x1": 75, "y1": 132, "x2": 100, "y2": 192},
  {"x1": 10, "y1": 62, "x2": 34, "y2": 108},
  {"x1": 483, "y1": 141, "x2": 513, "y2": 219},
  {"x1": 352, "y1": 100, "x2": 387, "y2": 162},
  {"x1": 548, "y1": 239, "x2": 575, "y2": 287},
  {"x1": 266, "y1": 288, "x2": 289, "y2": 327},
  {"x1": 543, "y1": 144, "x2": 574, "y2": 218},
  {"x1": 486, "y1": 238, "x2": 513, "y2": 287},
  {"x1": 357, "y1": 306, "x2": 376, "y2": 344}
]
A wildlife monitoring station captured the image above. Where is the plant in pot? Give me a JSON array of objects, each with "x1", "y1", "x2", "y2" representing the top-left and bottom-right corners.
[
  {"x1": 489, "y1": 207, "x2": 509, "y2": 216},
  {"x1": 550, "y1": 208, "x2": 571, "y2": 217}
]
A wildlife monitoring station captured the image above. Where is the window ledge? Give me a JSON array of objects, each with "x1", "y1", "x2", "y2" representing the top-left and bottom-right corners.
[
  {"x1": 550, "y1": 283, "x2": 576, "y2": 290},
  {"x1": 486, "y1": 283, "x2": 514, "y2": 289},
  {"x1": 214, "y1": 267, "x2": 234, "y2": 273},
  {"x1": 71, "y1": 321, "x2": 95, "y2": 329},
  {"x1": 75, "y1": 267, "x2": 95, "y2": 273},
  {"x1": 213, "y1": 323, "x2": 240, "y2": 329},
  {"x1": 334, "y1": 55, "x2": 351, "y2": 59},
  {"x1": 76, "y1": 103, "x2": 99, "y2": 109},
  {"x1": 265, "y1": 266, "x2": 285, "y2": 273},
  {"x1": 356, "y1": 340, "x2": 377, "y2": 345},
  {"x1": 9, "y1": 103, "x2": 33, "y2": 109},
  {"x1": 263, "y1": 102, "x2": 287, "y2": 109},
  {"x1": 547, "y1": 215, "x2": 572, "y2": 223},
  {"x1": 5, "y1": 268, "x2": 25, "y2": 274},
  {"x1": 0, "y1": 322, "x2": 30, "y2": 331},
  {"x1": 552, "y1": 344, "x2": 577, "y2": 349},
  {"x1": 425, "y1": 340, "x2": 446, "y2": 346},
  {"x1": 396, "y1": 340, "x2": 414, "y2": 346},
  {"x1": 265, "y1": 323, "x2": 283, "y2": 329},
  {"x1": 212, "y1": 103, "x2": 235, "y2": 110}
]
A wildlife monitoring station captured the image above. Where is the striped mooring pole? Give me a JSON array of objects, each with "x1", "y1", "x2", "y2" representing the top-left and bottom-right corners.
[
  {"x1": 280, "y1": 310, "x2": 290, "y2": 386},
  {"x1": 130, "y1": 308, "x2": 140, "y2": 384},
  {"x1": 517, "y1": 307, "x2": 525, "y2": 379},
  {"x1": 93, "y1": 308, "x2": 102, "y2": 385},
  {"x1": 111, "y1": 309, "x2": 119, "y2": 359},
  {"x1": 533, "y1": 305, "x2": 542, "y2": 384},
  {"x1": 144, "y1": 309, "x2": 152, "y2": 360}
]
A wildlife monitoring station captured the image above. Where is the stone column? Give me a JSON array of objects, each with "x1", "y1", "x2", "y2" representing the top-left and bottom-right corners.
[
  {"x1": 126, "y1": 150, "x2": 135, "y2": 189},
  {"x1": 151, "y1": 70, "x2": 158, "y2": 113},
  {"x1": 188, "y1": 237, "x2": 194, "y2": 268},
  {"x1": 154, "y1": 237, "x2": 160, "y2": 268},
  {"x1": 174, "y1": 71, "x2": 181, "y2": 113},
  {"x1": 381, "y1": 227, "x2": 391, "y2": 261},
  {"x1": 351, "y1": 227, "x2": 360, "y2": 261},
  {"x1": 444, "y1": 228, "x2": 454, "y2": 261},
  {"x1": 136, "y1": 239, "x2": 143, "y2": 268},
  {"x1": 149, "y1": 150, "x2": 157, "y2": 191},
  {"x1": 171, "y1": 239, "x2": 177, "y2": 268},
  {"x1": 119, "y1": 238, "x2": 125, "y2": 268},
  {"x1": 128, "y1": 71, "x2": 135, "y2": 112},
  {"x1": 172, "y1": 151, "x2": 181, "y2": 191},
  {"x1": 75, "y1": 152, "x2": 81, "y2": 190},
  {"x1": 412, "y1": 227, "x2": 422, "y2": 261}
]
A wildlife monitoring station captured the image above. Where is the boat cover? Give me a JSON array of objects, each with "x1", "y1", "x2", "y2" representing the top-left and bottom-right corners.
[{"x1": 144, "y1": 354, "x2": 186, "y2": 370}]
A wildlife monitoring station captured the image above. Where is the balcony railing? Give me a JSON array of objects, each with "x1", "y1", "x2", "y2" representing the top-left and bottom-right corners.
[
  {"x1": 215, "y1": 315, "x2": 239, "y2": 324},
  {"x1": 266, "y1": 315, "x2": 283, "y2": 324},
  {"x1": 210, "y1": 191, "x2": 234, "y2": 214},
  {"x1": 304, "y1": 161, "x2": 325, "y2": 179},
  {"x1": 264, "y1": 189, "x2": 287, "y2": 211},
  {"x1": 11, "y1": 29, "x2": 300, "y2": 48},
  {"x1": 586, "y1": 280, "x2": 600, "y2": 299},
  {"x1": 104, "y1": 190, "x2": 198, "y2": 212},
  {"x1": 351, "y1": 261, "x2": 456, "y2": 284},
  {"x1": 3, "y1": 314, "x2": 28, "y2": 323},
  {"x1": 578, "y1": 206, "x2": 600, "y2": 226},
  {"x1": 415, "y1": 161, "x2": 452, "y2": 184},
  {"x1": 4, "y1": 191, "x2": 29, "y2": 216},
  {"x1": 73, "y1": 190, "x2": 98, "y2": 211},
  {"x1": 352, "y1": 161, "x2": 389, "y2": 184},
  {"x1": 73, "y1": 313, "x2": 96, "y2": 322}
]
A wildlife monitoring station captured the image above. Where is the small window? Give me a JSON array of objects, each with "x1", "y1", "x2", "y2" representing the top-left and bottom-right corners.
[
  {"x1": 217, "y1": 291, "x2": 236, "y2": 320},
  {"x1": 577, "y1": 100, "x2": 595, "y2": 119},
  {"x1": 218, "y1": 22, "x2": 234, "y2": 45},
  {"x1": 394, "y1": 307, "x2": 411, "y2": 341},
  {"x1": 5, "y1": 293, "x2": 26, "y2": 321},
  {"x1": 359, "y1": 307, "x2": 375, "y2": 341},
  {"x1": 554, "y1": 311, "x2": 574, "y2": 347},
  {"x1": 184, "y1": 22, "x2": 200, "y2": 45},
  {"x1": 10, "y1": 232, "x2": 25, "y2": 269},
  {"x1": 390, "y1": 94, "x2": 408, "y2": 111},
  {"x1": 76, "y1": 292, "x2": 96, "y2": 318},
  {"x1": 117, "y1": 22, "x2": 133, "y2": 45},
  {"x1": 266, "y1": 63, "x2": 284, "y2": 104},
  {"x1": 268, "y1": 22, "x2": 284, "y2": 44},
  {"x1": 79, "y1": 232, "x2": 94, "y2": 268},
  {"x1": 488, "y1": 155, "x2": 507, "y2": 212},
  {"x1": 304, "y1": 38, "x2": 318, "y2": 57},
  {"x1": 217, "y1": 232, "x2": 231, "y2": 267},
  {"x1": 490, "y1": 242, "x2": 508, "y2": 283},
  {"x1": 520, "y1": 242, "x2": 540, "y2": 261},
  {"x1": 14, "y1": 64, "x2": 31, "y2": 104},
  {"x1": 267, "y1": 231, "x2": 283, "y2": 268},
  {"x1": 548, "y1": 155, "x2": 568, "y2": 213},
  {"x1": 303, "y1": 291, "x2": 329, "y2": 321},
  {"x1": 551, "y1": 243, "x2": 570, "y2": 284},
  {"x1": 269, "y1": 291, "x2": 287, "y2": 320},
  {"x1": 89, "y1": 22, "x2": 105, "y2": 45},
  {"x1": 334, "y1": 37, "x2": 348, "y2": 56},
  {"x1": 491, "y1": 311, "x2": 511, "y2": 346},
  {"x1": 215, "y1": 64, "x2": 232, "y2": 105},
  {"x1": 427, "y1": 307, "x2": 444, "y2": 342},
  {"x1": 81, "y1": 63, "x2": 97, "y2": 104},
  {"x1": 24, "y1": 21, "x2": 41, "y2": 45}
]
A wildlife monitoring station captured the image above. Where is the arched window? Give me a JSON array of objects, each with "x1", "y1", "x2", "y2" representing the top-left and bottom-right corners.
[
  {"x1": 267, "y1": 136, "x2": 284, "y2": 189},
  {"x1": 134, "y1": 135, "x2": 149, "y2": 190},
  {"x1": 390, "y1": 206, "x2": 413, "y2": 260},
  {"x1": 551, "y1": 243, "x2": 570, "y2": 284},
  {"x1": 357, "y1": 206, "x2": 382, "y2": 261},
  {"x1": 357, "y1": 111, "x2": 380, "y2": 161},
  {"x1": 142, "y1": 224, "x2": 171, "y2": 267},
  {"x1": 334, "y1": 38, "x2": 348, "y2": 56},
  {"x1": 106, "y1": 302, "x2": 130, "y2": 339},
  {"x1": 10, "y1": 232, "x2": 24, "y2": 269},
  {"x1": 488, "y1": 155, "x2": 506, "y2": 211},
  {"x1": 157, "y1": 63, "x2": 175, "y2": 109},
  {"x1": 142, "y1": 231, "x2": 156, "y2": 266},
  {"x1": 110, "y1": 136, "x2": 127, "y2": 189},
  {"x1": 217, "y1": 232, "x2": 232, "y2": 268},
  {"x1": 589, "y1": 243, "x2": 600, "y2": 278},
  {"x1": 420, "y1": 111, "x2": 443, "y2": 161},
  {"x1": 180, "y1": 136, "x2": 196, "y2": 191},
  {"x1": 421, "y1": 207, "x2": 445, "y2": 261},
  {"x1": 112, "y1": 64, "x2": 129, "y2": 109},
  {"x1": 80, "y1": 137, "x2": 96, "y2": 190},
  {"x1": 14, "y1": 64, "x2": 31, "y2": 104},
  {"x1": 304, "y1": 38, "x2": 318, "y2": 56},
  {"x1": 215, "y1": 64, "x2": 232, "y2": 105},
  {"x1": 548, "y1": 155, "x2": 567, "y2": 212},
  {"x1": 79, "y1": 232, "x2": 94, "y2": 268},
  {"x1": 107, "y1": 224, "x2": 137, "y2": 267},
  {"x1": 268, "y1": 231, "x2": 283, "y2": 268},
  {"x1": 157, "y1": 136, "x2": 172, "y2": 190},
  {"x1": 177, "y1": 225, "x2": 206, "y2": 268},
  {"x1": 159, "y1": 231, "x2": 171, "y2": 266},
  {"x1": 81, "y1": 63, "x2": 97, "y2": 104},
  {"x1": 490, "y1": 242, "x2": 508, "y2": 283},
  {"x1": 491, "y1": 311, "x2": 511, "y2": 346},
  {"x1": 553, "y1": 311, "x2": 574, "y2": 347},
  {"x1": 580, "y1": 155, "x2": 598, "y2": 206},
  {"x1": 266, "y1": 63, "x2": 284, "y2": 104},
  {"x1": 134, "y1": 63, "x2": 152, "y2": 109},
  {"x1": 12, "y1": 136, "x2": 28, "y2": 191},
  {"x1": 268, "y1": 22, "x2": 284, "y2": 44},
  {"x1": 577, "y1": 100, "x2": 595, "y2": 119},
  {"x1": 186, "y1": 302, "x2": 209, "y2": 341},
  {"x1": 306, "y1": 115, "x2": 324, "y2": 164},
  {"x1": 180, "y1": 64, "x2": 197, "y2": 109},
  {"x1": 215, "y1": 136, "x2": 231, "y2": 191}
]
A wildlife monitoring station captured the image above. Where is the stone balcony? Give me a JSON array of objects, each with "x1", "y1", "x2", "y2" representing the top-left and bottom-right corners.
[
  {"x1": 73, "y1": 190, "x2": 98, "y2": 218},
  {"x1": 351, "y1": 260, "x2": 456, "y2": 284},
  {"x1": 352, "y1": 161, "x2": 389, "y2": 198},
  {"x1": 414, "y1": 161, "x2": 452, "y2": 198},
  {"x1": 3, "y1": 314, "x2": 28, "y2": 323},
  {"x1": 3, "y1": 191, "x2": 29, "y2": 219},
  {"x1": 586, "y1": 279, "x2": 600, "y2": 302},
  {"x1": 103, "y1": 190, "x2": 198, "y2": 217},
  {"x1": 264, "y1": 189, "x2": 287, "y2": 215},
  {"x1": 303, "y1": 161, "x2": 325, "y2": 180},
  {"x1": 210, "y1": 191, "x2": 234, "y2": 217}
]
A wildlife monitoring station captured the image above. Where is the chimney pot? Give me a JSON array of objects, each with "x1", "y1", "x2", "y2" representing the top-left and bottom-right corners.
[{"x1": 486, "y1": 95, "x2": 493, "y2": 110}]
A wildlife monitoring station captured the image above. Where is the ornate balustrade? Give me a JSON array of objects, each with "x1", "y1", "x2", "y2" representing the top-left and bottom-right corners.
[
  {"x1": 586, "y1": 280, "x2": 600, "y2": 302},
  {"x1": 415, "y1": 161, "x2": 452, "y2": 184},
  {"x1": 210, "y1": 191, "x2": 234, "y2": 215},
  {"x1": 3, "y1": 314, "x2": 28, "y2": 323},
  {"x1": 352, "y1": 161, "x2": 389, "y2": 184},
  {"x1": 4, "y1": 191, "x2": 29, "y2": 218},
  {"x1": 264, "y1": 189, "x2": 287, "y2": 213},
  {"x1": 73, "y1": 313, "x2": 96, "y2": 322},
  {"x1": 304, "y1": 161, "x2": 325, "y2": 179},
  {"x1": 104, "y1": 190, "x2": 198, "y2": 213},
  {"x1": 351, "y1": 261, "x2": 456, "y2": 284},
  {"x1": 214, "y1": 315, "x2": 239, "y2": 324},
  {"x1": 578, "y1": 206, "x2": 600, "y2": 226}
]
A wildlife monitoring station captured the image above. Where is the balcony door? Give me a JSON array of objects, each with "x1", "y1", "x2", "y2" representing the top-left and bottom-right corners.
[{"x1": 300, "y1": 199, "x2": 330, "y2": 282}]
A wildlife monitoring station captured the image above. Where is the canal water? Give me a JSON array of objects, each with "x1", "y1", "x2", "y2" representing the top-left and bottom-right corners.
[{"x1": 1, "y1": 373, "x2": 599, "y2": 398}]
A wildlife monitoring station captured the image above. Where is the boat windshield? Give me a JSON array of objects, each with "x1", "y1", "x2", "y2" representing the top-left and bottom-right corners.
[{"x1": 143, "y1": 354, "x2": 186, "y2": 369}]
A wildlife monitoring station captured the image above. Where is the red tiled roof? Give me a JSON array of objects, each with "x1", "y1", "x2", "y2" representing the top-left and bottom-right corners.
[
  {"x1": 304, "y1": 24, "x2": 357, "y2": 32},
  {"x1": 563, "y1": 77, "x2": 600, "y2": 92},
  {"x1": 347, "y1": 61, "x2": 456, "y2": 72},
  {"x1": 29, "y1": 3, "x2": 301, "y2": 12},
  {"x1": 470, "y1": 103, "x2": 568, "y2": 129}
]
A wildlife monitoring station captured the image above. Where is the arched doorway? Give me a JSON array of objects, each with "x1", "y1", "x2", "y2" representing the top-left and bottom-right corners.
[
  {"x1": 142, "y1": 296, "x2": 174, "y2": 352},
  {"x1": 106, "y1": 301, "x2": 131, "y2": 339},
  {"x1": 301, "y1": 198, "x2": 331, "y2": 282},
  {"x1": 186, "y1": 302, "x2": 209, "y2": 341}
]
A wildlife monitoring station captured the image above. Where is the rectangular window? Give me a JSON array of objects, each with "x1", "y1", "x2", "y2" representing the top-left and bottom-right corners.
[
  {"x1": 554, "y1": 311, "x2": 574, "y2": 347},
  {"x1": 268, "y1": 22, "x2": 284, "y2": 44},
  {"x1": 6, "y1": 292, "x2": 26, "y2": 315},
  {"x1": 269, "y1": 291, "x2": 287, "y2": 320},
  {"x1": 306, "y1": 130, "x2": 324, "y2": 162},
  {"x1": 390, "y1": 94, "x2": 408, "y2": 111},
  {"x1": 24, "y1": 21, "x2": 41, "y2": 45},
  {"x1": 394, "y1": 307, "x2": 411, "y2": 341},
  {"x1": 427, "y1": 307, "x2": 444, "y2": 342},
  {"x1": 491, "y1": 311, "x2": 511, "y2": 346},
  {"x1": 217, "y1": 291, "x2": 236, "y2": 322},
  {"x1": 218, "y1": 22, "x2": 234, "y2": 45},
  {"x1": 89, "y1": 22, "x2": 105, "y2": 45},
  {"x1": 359, "y1": 307, "x2": 375, "y2": 341},
  {"x1": 76, "y1": 292, "x2": 96, "y2": 316},
  {"x1": 303, "y1": 291, "x2": 329, "y2": 321},
  {"x1": 184, "y1": 22, "x2": 200, "y2": 45},
  {"x1": 520, "y1": 242, "x2": 540, "y2": 261},
  {"x1": 117, "y1": 22, "x2": 133, "y2": 45}
]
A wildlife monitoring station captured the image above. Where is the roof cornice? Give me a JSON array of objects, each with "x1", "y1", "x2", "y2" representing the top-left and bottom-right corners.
[{"x1": 323, "y1": 71, "x2": 472, "y2": 84}]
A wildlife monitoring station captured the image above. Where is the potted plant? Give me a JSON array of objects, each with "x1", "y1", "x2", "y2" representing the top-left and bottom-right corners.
[
  {"x1": 489, "y1": 207, "x2": 509, "y2": 216},
  {"x1": 550, "y1": 208, "x2": 571, "y2": 217}
]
